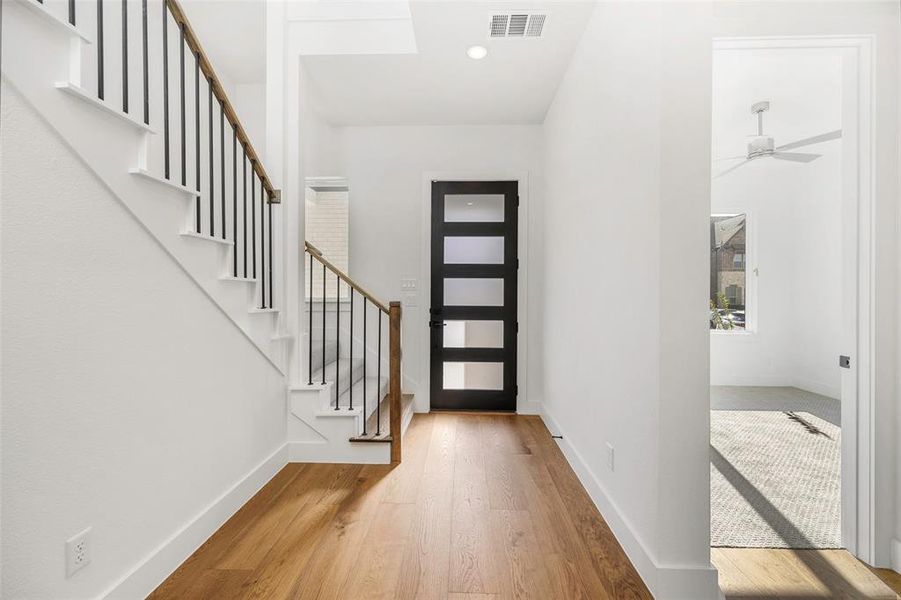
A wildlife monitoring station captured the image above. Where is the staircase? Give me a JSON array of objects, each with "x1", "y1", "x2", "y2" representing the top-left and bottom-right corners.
[
  {"x1": 287, "y1": 243, "x2": 414, "y2": 464},
  {"x1": 4, "y1": 0, "x2": 412, "y2": 465},
  {"x1": 3, "y1": 0, "x2": 289, "y2": 371}
]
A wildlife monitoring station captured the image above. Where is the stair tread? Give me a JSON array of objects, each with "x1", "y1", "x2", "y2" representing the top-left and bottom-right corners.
[
  {"x1": 310, "y1": 356, "x2": 364, "y2": 388},
  {"x1": 309, "y1": 340, "x2": 339, "y2": 373},
  {"x1": 130, "y1": 168, "x2": 201, "y2": 197},
  {"x1": 326, "y1": 373, "x2": 388, "y2": 413},
  {"x1": 180, "y1": 231, "x2": 233, "y2": 246},
  {"x1": 359, "y1": 393, "x2": 414, "y2": 439},
  {"x1": 56, "y1": 82, "x2": 154, "y2": 133},
  {"x1": 348, "y1": 434, "x2": 392, "y2": 443}
]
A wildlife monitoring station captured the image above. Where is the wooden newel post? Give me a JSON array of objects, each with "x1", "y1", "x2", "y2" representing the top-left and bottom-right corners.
[{"x1": 389, "y1": 301, "x2": 402, "y2": 463}]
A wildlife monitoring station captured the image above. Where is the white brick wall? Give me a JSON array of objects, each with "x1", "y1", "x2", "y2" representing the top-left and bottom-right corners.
[{"x1": 305, "y1": 188, "x2": 349, "y2": 299}]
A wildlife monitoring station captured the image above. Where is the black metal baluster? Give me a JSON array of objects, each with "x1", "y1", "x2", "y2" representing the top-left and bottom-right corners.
[
  {"x1": 362, "y1": 297, "x2": 368, "y2": 435},
  {"x1": 268, "y1": 200, "x2": 273, "y2": 306},
  {"x1": 260, "y1": 187, "x2": 266, "y2": 308},
  {"x1": 208, "y1": 81, "x2": 213, "y2": 236},
  {"x1": 321, "y1": 262, "x2": 326, "y2": 385},
  {"x1": 97, "y1": 0, "x2": 105, "y2": 100},
  {"x1": 68, "y1": 0, "x2": 75, "y2": 24},
  {"x1": 348, "y1": 288, "x2": 354, "y2": 410},
  {"x1": 220, "y1": 102, "x2": 225, "y2": 240},
  {"x1": 251, "y1": 169, "x2": 256, "y2": 278},
  {"x1": 141, "y1": 0, "x2": 148, "y2": 123},
  {"x1": 334, "y1": 277, "x2": 340, "y2": 410},
  {"x1": 308, "y1": 252, "x2": 313, "y2": 385},
  {"x1": 232, "y1": 129, "x2": 237, "y2": 277},
  {"x1": 179, "y1": 23, "x2": 185, "y2": 186},
  {"x1": 162, "y1": 3, "x2": 168, "y2": 176},
  {"x1": 121, "y1": 0, "x2": 128, "y2": 113},
  {"x1": 243, "y1": 149, "x2": 248, "y2": 277},
  {"x1": 194, "y1": 50, "x2": 200, "y2": 231},
  {"x1": 377, "y1": 310, "x2": 382, "y2": 436}
]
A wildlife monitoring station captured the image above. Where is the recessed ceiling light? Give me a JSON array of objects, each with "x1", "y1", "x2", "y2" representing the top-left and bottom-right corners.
[
  {"x1": 467, "y1": 45, "x2": 488, "y2": 60},
  {"x1": 466, "y1": 202, "x2": 474, "y2": 206}
]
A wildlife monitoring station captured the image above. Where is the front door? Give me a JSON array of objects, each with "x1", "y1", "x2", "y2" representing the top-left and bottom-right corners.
[{"x1": 429, "y1": 181, "x2": 518, "y2": 411}]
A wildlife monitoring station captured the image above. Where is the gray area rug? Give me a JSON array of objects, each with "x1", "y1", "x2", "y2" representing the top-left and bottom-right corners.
[{"x1": 710, "y1": 409, "x2": 841, "y2": 549}]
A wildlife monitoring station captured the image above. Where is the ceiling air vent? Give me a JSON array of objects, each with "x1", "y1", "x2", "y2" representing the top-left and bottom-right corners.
[{"x1": 489, "y1": 13, "x2": 546, "y2": 38}]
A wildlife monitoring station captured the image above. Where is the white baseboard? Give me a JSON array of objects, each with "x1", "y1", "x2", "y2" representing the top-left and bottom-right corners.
[
  {"x1": 287, "y1": 441, "x2": 390, "y2": 464},
  {"x1": 101, "y1": 444, "x2": 288, "y2": 599},
  {"x1": 792, "y1": 376, "x2": 841, "y2": 401},
  {"x1": 891, "y1": 538, "x2": 901, "y2": 574},
  {"x1": 517, "y1": 400, "x2": 541, "y2": 415},
  {"x1": 709, "y1": 376, "x2": 791, "y2": 388},
  {"x1": 540, "y1": 408, "x2": 721, "y2": 600}
]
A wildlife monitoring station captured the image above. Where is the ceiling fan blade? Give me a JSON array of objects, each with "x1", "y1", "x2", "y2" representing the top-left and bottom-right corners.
[
  {"x1": 775, "y1": 129, "x2": 842, "y2": 151},
  {"x1": 771, "y1": 151, "x2": 821, "y2": 163},
  {"x1": 713, "y1": 159, "x2": 751, "y2": 179},
  {"x1": 714, "y1": 154, "x2": 748, "y2": 162}
]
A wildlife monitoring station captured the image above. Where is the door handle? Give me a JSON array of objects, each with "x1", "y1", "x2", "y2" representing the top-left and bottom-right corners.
[{"x1": 429, "y1": 320, "x2": 446, "y2": 328}]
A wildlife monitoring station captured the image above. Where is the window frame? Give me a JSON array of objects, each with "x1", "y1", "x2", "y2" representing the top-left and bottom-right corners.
[{"x1": 710, "y1": 210, "x2": 757, "y2": 335}]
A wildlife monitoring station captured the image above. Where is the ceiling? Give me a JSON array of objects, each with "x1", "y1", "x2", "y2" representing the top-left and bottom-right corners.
[
  {"x1": 180, "y1": 0, "x2": 266, "y2": 86},
  {"x1": 299, "y1": 1, "x2": 597, "y2": 126}
]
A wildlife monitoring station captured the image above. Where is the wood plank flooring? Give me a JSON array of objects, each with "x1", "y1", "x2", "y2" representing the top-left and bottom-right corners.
[
  {"x1": 150, "y1": 413, "x2": 652, "y2": 599},
  {"x1": 712, "y1": 548, "x2": 901, "y2": 599}
]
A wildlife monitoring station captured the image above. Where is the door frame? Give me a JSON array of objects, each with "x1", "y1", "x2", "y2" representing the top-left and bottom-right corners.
[
  {"x1": 419, "y1": 171, "x2": 533, "y2": 414},
  {"x1": 713, "y1": 35, "x2": 875, "y2": 563}
]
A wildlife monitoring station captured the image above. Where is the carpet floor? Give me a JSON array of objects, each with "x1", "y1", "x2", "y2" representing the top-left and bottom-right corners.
[{"x1": 710, "y1": 409, "x2": 841, "y2": 549}]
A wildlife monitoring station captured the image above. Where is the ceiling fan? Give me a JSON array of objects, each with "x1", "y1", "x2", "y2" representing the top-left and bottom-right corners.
[{"x1": 714, "y1": 101, "x2": 842, "y2": 179}]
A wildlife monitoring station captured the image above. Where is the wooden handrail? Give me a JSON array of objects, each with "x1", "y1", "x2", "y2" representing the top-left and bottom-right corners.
[
  {"x1": 389, "y1": 301, "x2": 402, "y2": 463},
  {"x1": 165, "y1": 0, "x2": 278, "y2": 203},
  {"x1": 304, "y1": 241, "x2": 389, "y2": 313}
]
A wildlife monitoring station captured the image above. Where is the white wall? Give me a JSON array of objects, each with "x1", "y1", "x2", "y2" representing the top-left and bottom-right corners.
[
  {"x1": 231, "y1": 83, "x2": 267, "y2": 161},
  {"x1": 1, "y1": 86, "x2": 287, "y2": 599},
  {"x1": 710, "y1": 48, "x2": 844, "y2": 399},
  {"x1": 337, "y1": 125, "x2": 545, "y2": 413},
  {"x1": 542, "y1": 2, "x2": 717, "y2": 597}
]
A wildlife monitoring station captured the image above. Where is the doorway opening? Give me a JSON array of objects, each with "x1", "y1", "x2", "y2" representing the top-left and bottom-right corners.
[
  {"x1": 428, "y1": 180, "x2": 519, "y2": 412},
  {"x1": 708, "y1": 40, "x2": 867, "y2": 557}
]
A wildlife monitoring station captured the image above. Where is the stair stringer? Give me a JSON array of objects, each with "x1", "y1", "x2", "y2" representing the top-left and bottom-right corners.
[
  {"x1": 2, "y1": 0, "x2": 286, "y2": 373},
  {"x1": 287, "y1": 385, "x2": 390, "y2": 464}
]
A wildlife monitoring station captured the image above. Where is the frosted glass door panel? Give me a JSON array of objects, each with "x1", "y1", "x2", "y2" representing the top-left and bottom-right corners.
[
  {"x1": 444, "y1": 236, "x2": 504, "y2": 264},
  {"x1": 443, "y1": 362, "x2": 504, "y2": 390},
  {"x1": 444, "y1": 194, "x2": 505, "y2": 222},
  {"x1": 443, "y1": 321, "x2": 504, "y2": 348},
  {"x1": 444, "y1": 278, "x2": 504, "y2": 306}
]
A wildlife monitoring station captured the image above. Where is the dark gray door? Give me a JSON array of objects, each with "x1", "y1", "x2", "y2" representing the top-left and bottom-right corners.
[{"x1": 429, "y1": 181, "x2": 518, "y2": 411}]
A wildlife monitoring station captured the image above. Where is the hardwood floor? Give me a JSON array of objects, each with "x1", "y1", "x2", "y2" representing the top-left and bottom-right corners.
[
  {"x1": 712, "y1": 548, "x2": 900, "y2": 599},
  {"x1": 150, "y1": 413, "x2": 652, "y2": 599}
]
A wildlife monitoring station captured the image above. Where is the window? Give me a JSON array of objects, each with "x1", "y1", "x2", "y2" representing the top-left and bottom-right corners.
[
  {"x1": 711, "y1": 214, "x2": 747, "y2": 331},
  {"x1": 305, "y1": 184, "x2": 349, "y2": 300}
]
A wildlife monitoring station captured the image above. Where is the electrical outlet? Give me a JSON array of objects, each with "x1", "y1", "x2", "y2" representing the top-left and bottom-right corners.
[
  {"x1": 66, "y1": 528, "x2": 91, "y2": 577},
  {"x1": 606, "y1": 443, "x2": 615, "y2": 471}
]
